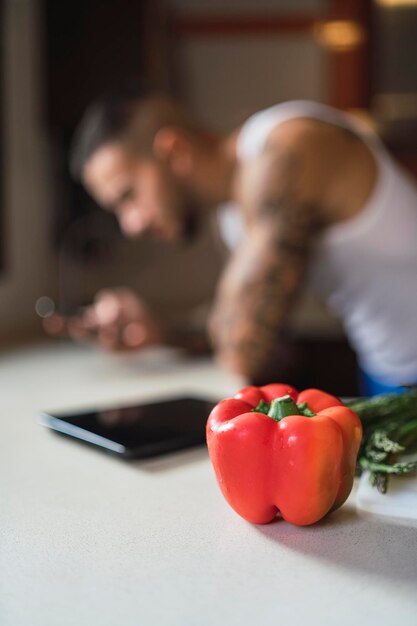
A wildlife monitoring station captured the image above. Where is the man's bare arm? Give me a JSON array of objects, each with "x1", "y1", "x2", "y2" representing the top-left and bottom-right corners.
[{"x1": 209, "y1": 134, "x2": 325, "y2": 381}]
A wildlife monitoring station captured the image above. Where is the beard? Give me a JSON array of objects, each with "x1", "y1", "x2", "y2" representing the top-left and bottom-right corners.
[
  {"x1": 174, "y1": 184, "x2": 207, "y2": 244},
  {"x1": 162, "y1": 176, "x2": 210, "y2": 245},
  {"x1": 181, "y1": 206, "x2": 202, "y2": 243}
]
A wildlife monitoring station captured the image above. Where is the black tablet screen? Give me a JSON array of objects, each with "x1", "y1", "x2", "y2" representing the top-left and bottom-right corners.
[{"x1": 40, "y1": 397, "x2": 216, "y2": 459}]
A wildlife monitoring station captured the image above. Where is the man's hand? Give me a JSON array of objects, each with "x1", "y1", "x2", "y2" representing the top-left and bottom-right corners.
[
  {"x1": 43, "y1": 287, "x2": 212, "y2": 355},
  {"x1": 43, "y1": 288, "x2": 163, "y2": 351}
]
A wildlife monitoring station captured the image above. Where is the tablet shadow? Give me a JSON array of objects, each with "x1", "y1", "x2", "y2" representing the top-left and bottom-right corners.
[{"x1": 132, "y1": 444, "x2": 209, "y2": 473}]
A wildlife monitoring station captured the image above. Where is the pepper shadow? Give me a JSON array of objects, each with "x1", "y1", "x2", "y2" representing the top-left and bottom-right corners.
[{"x1": 254, "y1": 505, "x2": 417, "y2": 585}]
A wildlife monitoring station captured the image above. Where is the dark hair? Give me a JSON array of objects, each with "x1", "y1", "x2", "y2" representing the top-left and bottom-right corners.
[
  {"x1": 70, "y1": 89, "x2": 199, "y2": 181},
  {"x1": 69, "y1": 94, "x2": 139, "y2": 180}
]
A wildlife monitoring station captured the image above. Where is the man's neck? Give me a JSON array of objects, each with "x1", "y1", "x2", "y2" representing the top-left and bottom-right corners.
[
  {"x1": 210, "y1": 129, "x2": 240, "y2": 205},
  {"x1": 187, "y1": 129, "x2": 240, "y2": 210}
]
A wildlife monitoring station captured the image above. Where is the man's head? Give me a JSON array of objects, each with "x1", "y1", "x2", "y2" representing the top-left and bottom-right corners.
[{"x1": 71, "y1": 93, "x2": 228, "y2": 241}]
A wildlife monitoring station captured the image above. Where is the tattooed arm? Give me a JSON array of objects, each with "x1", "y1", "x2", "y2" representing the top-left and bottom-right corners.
[{"x1": 209, "y1": 125, "x2": 326, "y2": 382}]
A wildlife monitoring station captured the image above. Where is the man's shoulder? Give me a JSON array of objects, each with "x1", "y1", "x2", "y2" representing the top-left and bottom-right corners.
[
  {"x1": 236, "y1": 116, "x2": 369, "y2": 227},
  {"x1": 266, "y1": 115, "x2": 355, "y2": 153},
  {"x1": 241, "y1": 113, "x2": 377, "y2": 228},
  {"x1": 240, "y1": 100, "x2": 356, "y2": 149}
]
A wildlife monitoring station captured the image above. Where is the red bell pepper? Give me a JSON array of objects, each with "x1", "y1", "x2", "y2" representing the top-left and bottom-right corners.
[{"x1": 206, "y1": 383, "x2": 362, "y2": 525}]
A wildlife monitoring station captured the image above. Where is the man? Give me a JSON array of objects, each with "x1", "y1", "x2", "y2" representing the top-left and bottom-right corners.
[{"x1": 61, "y1": 93, "x2": 417, "y2": 394}]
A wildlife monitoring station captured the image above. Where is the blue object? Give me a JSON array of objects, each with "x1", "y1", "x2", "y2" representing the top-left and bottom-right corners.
[{"x1": 359, "y1": 368, "x2": 415, "y2": 396}]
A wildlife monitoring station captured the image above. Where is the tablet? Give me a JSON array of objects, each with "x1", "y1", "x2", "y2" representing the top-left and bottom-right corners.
[{"x1": 38, "y1": 396, "x2": 216, "y2": 459}]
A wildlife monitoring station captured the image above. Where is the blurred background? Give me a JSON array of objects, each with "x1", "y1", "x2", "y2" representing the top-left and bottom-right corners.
[{"x1": 1, "y1": 0, "x2": 417, "y2": 394}]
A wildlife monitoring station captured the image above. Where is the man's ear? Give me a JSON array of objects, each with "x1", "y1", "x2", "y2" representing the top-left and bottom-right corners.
[{"x1": 152, "y1": 127, "x2": 194, "y2": 177}]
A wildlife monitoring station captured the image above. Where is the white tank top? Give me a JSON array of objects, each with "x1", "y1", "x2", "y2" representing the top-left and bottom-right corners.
[{"x1": 228, "y1": 100, "x2": 417, "y2": 384}]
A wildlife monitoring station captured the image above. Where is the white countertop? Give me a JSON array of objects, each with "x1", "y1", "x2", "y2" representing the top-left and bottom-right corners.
[{"x1": 1, "y1": 341, "x2": 417, "y2": 626}]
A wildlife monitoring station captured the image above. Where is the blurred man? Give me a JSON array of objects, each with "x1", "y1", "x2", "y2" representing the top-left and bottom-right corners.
[{"x1": 62, "y1": 93, "x2": 417, "y2": 393}]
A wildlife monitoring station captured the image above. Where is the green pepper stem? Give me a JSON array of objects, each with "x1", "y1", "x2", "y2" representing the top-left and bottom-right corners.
[
  {"x1": 268, "y1": 395, "x2": 300, "y2": 422},
  {"x1": 297, "y1": 402, "x2": 316, "y2": 417}
]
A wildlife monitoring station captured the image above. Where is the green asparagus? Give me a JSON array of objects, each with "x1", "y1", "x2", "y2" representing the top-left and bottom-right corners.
[{"x1": 346, "y1": 390, "x2": 417, "y2": 493}]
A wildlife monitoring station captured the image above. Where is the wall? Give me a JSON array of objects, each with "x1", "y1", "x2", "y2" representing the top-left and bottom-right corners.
[
  {"x1": 178, "y1": 36, "x2": 326, "y2": 132},
  {"x1": 0, "y1": 0, "x2": 56, "y2": 344}
]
